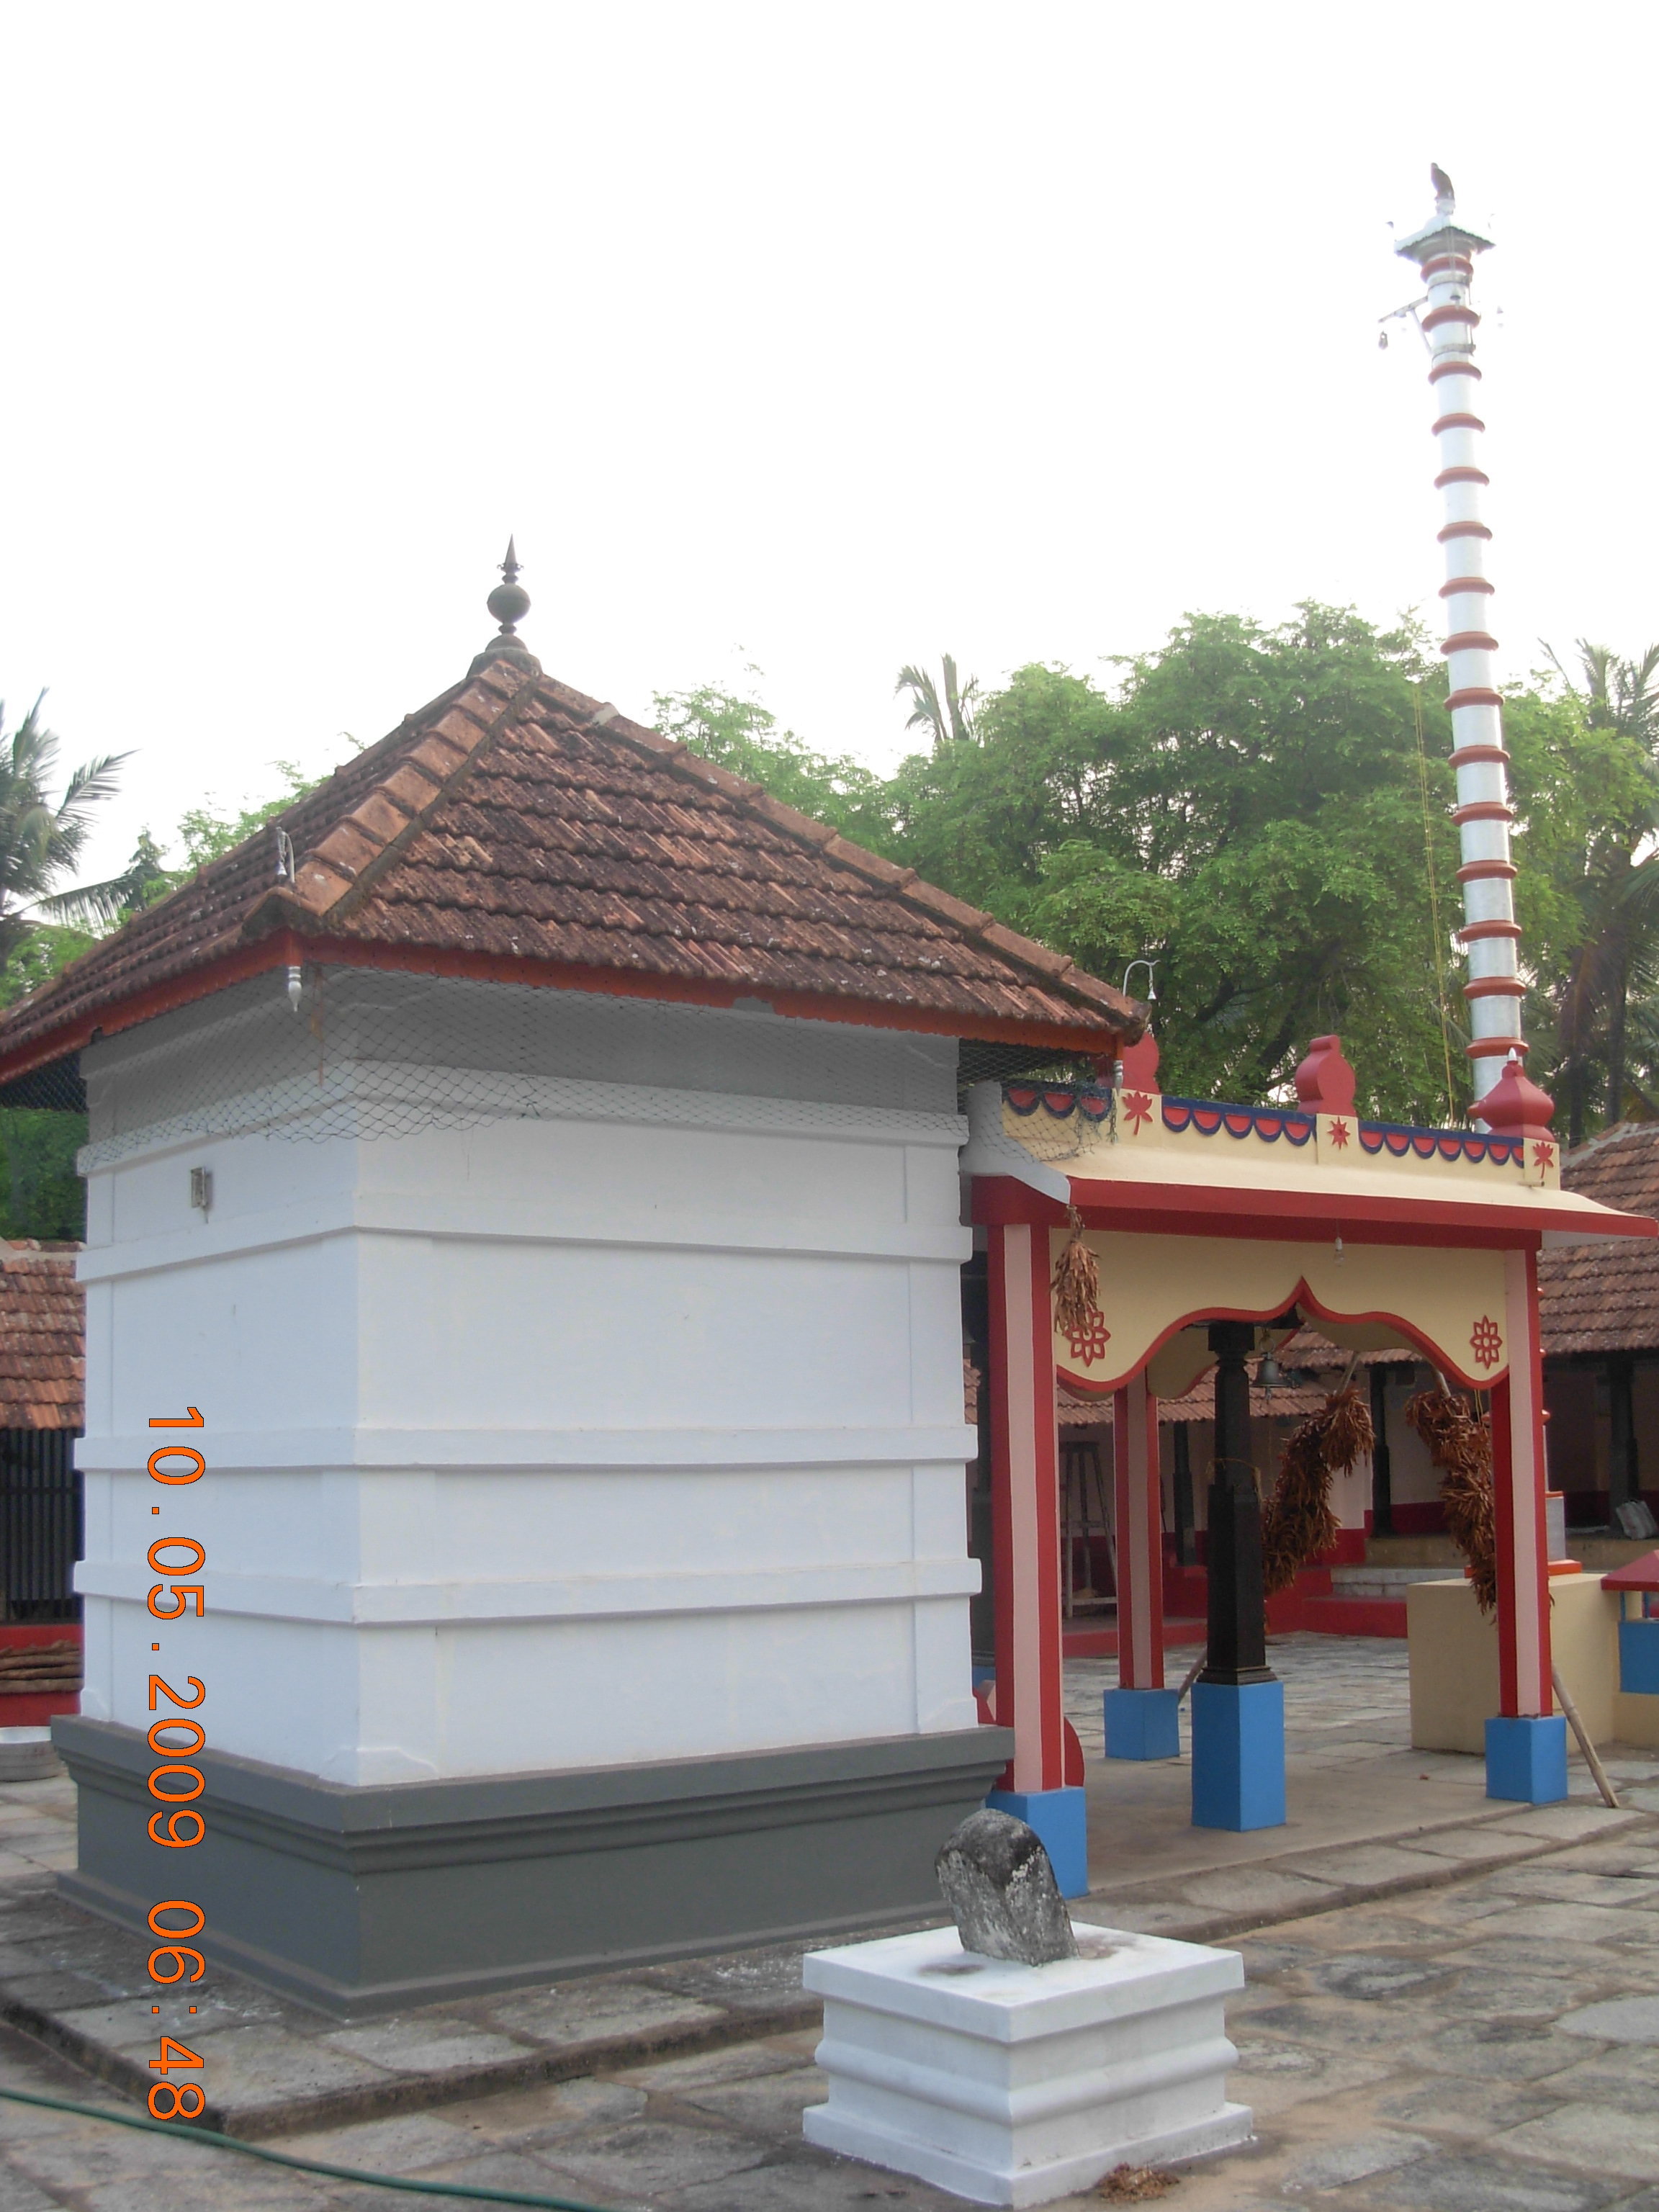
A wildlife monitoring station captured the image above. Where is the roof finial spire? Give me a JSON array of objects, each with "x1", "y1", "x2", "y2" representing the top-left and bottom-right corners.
[{"x1": 470, "y1": 536, "x2": 541, "y2": 678}]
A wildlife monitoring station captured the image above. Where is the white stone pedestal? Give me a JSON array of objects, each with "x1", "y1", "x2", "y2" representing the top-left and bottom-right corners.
[{"x1": 803, "y1": 1922, "x2": 1251, "y2": 2207}]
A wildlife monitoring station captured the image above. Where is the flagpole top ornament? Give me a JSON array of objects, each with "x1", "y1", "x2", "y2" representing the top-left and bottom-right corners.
[
  {"x1": 471, "y1": 538, "x2": 541, "y2": 677},
  {"x1": 1395, "y1": 160, "x2": 1493, "y2": 266}
]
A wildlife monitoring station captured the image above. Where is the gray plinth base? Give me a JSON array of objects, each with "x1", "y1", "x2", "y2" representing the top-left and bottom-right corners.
[{"x1": 51, "y1": 1716, "x2": 1012, "y2": 2020}]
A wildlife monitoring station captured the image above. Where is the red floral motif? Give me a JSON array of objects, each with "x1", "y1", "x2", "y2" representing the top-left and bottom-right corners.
[
  {"x1": 1064, "y1": 1312, "x2": 1112, "y2": 1368},
  {"x1": 1326, "y1": 1118, "x2": 1351, "y2": 1149},
  {"x1": 1470, "y1": 1315, "x2": 1503, "y2": 1370},
  {"x1": 1532, "y1": 1139, "x2": 1556, "y2": 1171},
  {"x1": 1123, "y1": 1090, "x2": 1153, "y2": 1133}
]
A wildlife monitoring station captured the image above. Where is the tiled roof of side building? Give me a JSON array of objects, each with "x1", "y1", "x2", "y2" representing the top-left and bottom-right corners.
[
  {"x1": 0, "y1": 656, "x2": 1143, "y2": 1079},
  {"x1": 0, "y1": 1243, "x2": 84, "y2": 1429},
  {"x1": 1541, "y1": 1121, "x2": 1659, "y2": 1356}
]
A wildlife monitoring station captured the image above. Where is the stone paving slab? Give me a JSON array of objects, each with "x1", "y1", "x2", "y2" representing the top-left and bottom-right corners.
[
  {"x1": 1, "y1": 1797, "x2": 1655, "y2": 2146},
  {"x1": 6, "y1": 1636, "x2": 1659, "y2": 2205},
  {"x1": 15, "y1": 1821, "x2": 1659, "y2": 2211}
]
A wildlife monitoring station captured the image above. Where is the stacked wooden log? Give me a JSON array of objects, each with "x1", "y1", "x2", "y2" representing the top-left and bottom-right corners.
[{"x1": 0, "y1": 1640, "x2": 83, "y2": 1694}]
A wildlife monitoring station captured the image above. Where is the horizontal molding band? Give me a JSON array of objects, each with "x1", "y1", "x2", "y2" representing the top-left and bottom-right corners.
[
  {"x1": 1458, "y1": 920, "x2": 1524, "y2": 943},
  {"x1": 76, "y1": 1190, "x2": 973, "y2": 1285},
  {"x1": 1443, "y1": 631, "x2": 1499, "y2": 655},
  {"x1": 1452, "y1": 801, "x2": 1515, "y2": 826},
  {"x1": 1434, "y1": 415, "x2": 1487, "y2": 438},
  {"x1": 1464, "y1": 978, "x2": 1527, "y2": 1000},
  {"x1": 1440, "y1": 576, "x2": 1494, "y2": 596},
  {"x1": 1447, "y1": 688, "x2": 1505, "y2": 713},
  {"x1": 1438, "y1": 519, "x2": 1493, "y2": 541},
  {"x1": 79, "y1": 1066, "x2": 968, "y2": 1177},
  {"x1": 1467, "y1": 1036, "x2": 1530, "y2": 1059},
  {"x1": 1423, "y1": 255, "x2": 1474, "y2": 279},
  {"x1": 74, "y1": 1555, "x2": 984, "y2": 1625},
  {"x1": 1424, "y1": 303, "x2": 1480, "y2": 333},
  {"x1": 1457, "y1": 859, "x2": 1517, "y2": 883},
  {"x1": 1450, "y1": 743, "x2": 1510, "y2": 768},
  {"x1": 1429, "y1": 356, "x2": 1482, "y2": 382},
  {"x1": 76, "y1": 1421, "x2": 979, "y2": 1473},
  {"x1": 1434, "y1": 467, "x2": 1490, "y2": 489}
]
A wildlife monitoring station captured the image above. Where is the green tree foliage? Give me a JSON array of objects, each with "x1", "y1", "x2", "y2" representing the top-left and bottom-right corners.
[
  {"x1": 1521, "y1": 644, "x2": 1659, "y2": 1142},
  {"x1": 0, "y1": 1111, "x2": 84, "y2": 1240},
  {"x1": 0, "y1": 750, "x2": 338, "y2": 1242},
  {"x1": 175, "y1": 760, "x2": 321, "y2": 871},
  {"x1": 885, "y1": 608, "x2": 1469, "y2": 1121},
  {"x1": 0, "y1": 695, "x2": 131, "y2": 975},
  {"x1": 680, "y1": 608, "x2": 1659, "y2": 1134},
  {"x1": 654, "y1": 680, "x2": 893, "y2": 848},
  {"x1": 896, "y1": 657, "x2": 981, "y2": 752}
]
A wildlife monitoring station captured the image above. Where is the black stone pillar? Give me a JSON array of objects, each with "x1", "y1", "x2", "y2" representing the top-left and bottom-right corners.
[
  {"x1": 1370, "y1": 1363, "x2": 1393, "y2": 1538},
  {"x1": 1172, "y1": 1421, "x2": 1196, "y2": 1567},
  {"x1": 1609, "y1": 1354, "x2": 1640, "y2": 1517},
  {"x1": 961, "y1": 1253, "x2": 996, "y2": 1666},
  {"x1": 1200, "y1": 1321, "x2": 1272, "y2": 1686}
]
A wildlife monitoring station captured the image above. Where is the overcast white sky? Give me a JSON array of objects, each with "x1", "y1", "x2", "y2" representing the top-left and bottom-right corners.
[{"x1": 1, "y1": 2, "x2": 1653, "y2": 886}]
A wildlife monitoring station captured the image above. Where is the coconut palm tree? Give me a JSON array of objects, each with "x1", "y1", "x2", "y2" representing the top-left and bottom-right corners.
[
  {"x1": 896, "y1": 655, "x2": 981, "y2": 752},
  {"x1": 0, "y1": 694, "x2": 131, "y2": 981}
]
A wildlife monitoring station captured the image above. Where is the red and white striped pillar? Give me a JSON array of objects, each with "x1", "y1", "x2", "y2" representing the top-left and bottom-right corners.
[
  {"x1": 1396, "y1": 178, "x2": 1523, "y2": 1105},
  {"x1": 1112, "y1": 1374, "x2": 1166, "y2": 1691},
  {"x1": 986, "y1": 1222, "x2": 1066, "y2": 1793},
  {"x1": 1491, "y1": 1248, "x2": 1552, "y2": 1719}
]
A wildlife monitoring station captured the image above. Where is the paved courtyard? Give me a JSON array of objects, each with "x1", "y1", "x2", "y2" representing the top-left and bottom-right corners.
[{"x1": 2, "y1": 1637, "x2": 1658, "y2": 2210}]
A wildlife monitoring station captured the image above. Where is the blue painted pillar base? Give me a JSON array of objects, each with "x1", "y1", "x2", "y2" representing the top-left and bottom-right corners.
[
  {"x1": 1191, "y1": 1678, "x2": 1286, "y2": 1832},
  {"x1": 1105, "y1": 1686, "x2": 1181, "y2": 1761},
  {"x1": 1619, "y1": 1617, "x2": 1659, "y2": 1694},
  {"x1": 1485, "y1": 1714, "x2": 1568, "y2": 1804},
  {"x1": 986, "y1": 1786, "x2": 1088, "y2": 1897}
]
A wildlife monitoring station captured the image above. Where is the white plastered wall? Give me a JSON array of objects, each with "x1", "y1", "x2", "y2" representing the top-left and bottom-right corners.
[{"x1": 74, "y1": 979, "x2": 980, "y2": 1785}]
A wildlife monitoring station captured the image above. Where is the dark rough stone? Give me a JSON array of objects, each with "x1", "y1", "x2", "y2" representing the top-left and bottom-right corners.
[{"x1": 934, "y1": 1809, "x2": 1079, "y2": 1966}]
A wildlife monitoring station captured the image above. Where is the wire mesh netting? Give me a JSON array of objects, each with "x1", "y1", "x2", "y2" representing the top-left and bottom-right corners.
[
  {"x1": 0, "y1": 968, "x2": 1106, "y2": 1166},
  {"x1": 44, "y1": 967, "x2": 1041, "y2": 1169}
]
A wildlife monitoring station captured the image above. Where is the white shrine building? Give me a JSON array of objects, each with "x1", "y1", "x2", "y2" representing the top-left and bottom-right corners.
[{"x1": 0, "y1": 575, "x2": 1141, "y2": 2014}]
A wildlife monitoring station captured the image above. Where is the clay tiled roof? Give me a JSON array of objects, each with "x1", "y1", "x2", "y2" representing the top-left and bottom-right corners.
[
  {"x1": 0, "y1": 1243, "x2": 84, "y2": 1429},
  {"x1": 1540, "y1": 1123, "x2": 1659, "y2": 1356},
  {"x1": 0, "y1": 656, "x2": 1141, "y2": 1082}
]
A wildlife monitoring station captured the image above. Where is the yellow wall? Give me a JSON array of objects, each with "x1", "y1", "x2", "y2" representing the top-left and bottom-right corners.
[{"x1": 1407, "y1": 1572, "x2": 1659, "y2": 1751}]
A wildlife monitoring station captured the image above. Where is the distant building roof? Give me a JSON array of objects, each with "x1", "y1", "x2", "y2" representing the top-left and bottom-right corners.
[
  {"x1": 0, "y1": 1243, "x2": 83, "y2": 1429},
  {"x1": 1540, "y1": 1122, "x2": 1659, "y2": 1357},
  {"x1": 0, "y1": 657, "x2": 1141, "y2": 1088}
]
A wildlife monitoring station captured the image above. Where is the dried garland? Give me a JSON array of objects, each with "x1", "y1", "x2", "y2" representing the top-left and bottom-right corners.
[
  {"x1": 1261, "y1": 1383, "x2": 1374, "y2": 1596},
  {"x1": 1405, "y1": 1388, "x2": 1498, "y2": 1613},
  {"x1": 1051, "y1": 1205, "x2": 1100, "y2": 1341}
]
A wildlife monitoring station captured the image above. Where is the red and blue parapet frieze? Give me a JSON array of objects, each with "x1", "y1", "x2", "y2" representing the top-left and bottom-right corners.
[
  {"x1": 1003, "y1": 1084, "x2": 1113, "y2": 1122},
  {"x1": 1002, "y1": 1087, "x2": 1527, "y2": 1168},
  {"x1": 1355, "y1": 1118, "x2": 1524, "y2": 1168},
  {"x1": 1159, "y1": 1099, "x2": 1315, "y2": 1146}
]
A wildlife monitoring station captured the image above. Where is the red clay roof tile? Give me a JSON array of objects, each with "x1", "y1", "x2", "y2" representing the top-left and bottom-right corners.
[
  {"x1": 1539, "y1": 1123, "x2": 1659, "y2": 1357},
  {"x1": 0, "y1": 1244, "x2": 84, "y2": 1429},
  {"x1": 0, "y1": 657, "x2": 1143, "y2": 1076}
]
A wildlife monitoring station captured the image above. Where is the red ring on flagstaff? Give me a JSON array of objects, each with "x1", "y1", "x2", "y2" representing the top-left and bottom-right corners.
[{"x1": 1457, "y1": 858, "x2": 1517, "y2": 883}]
